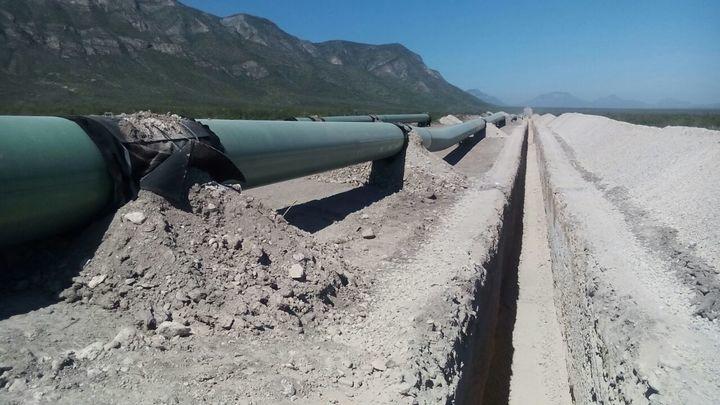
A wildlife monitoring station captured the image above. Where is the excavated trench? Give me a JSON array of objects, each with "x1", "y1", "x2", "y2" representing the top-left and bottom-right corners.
[{"x1": 453, "y1": 125, "x2": 528, "y2": 404}]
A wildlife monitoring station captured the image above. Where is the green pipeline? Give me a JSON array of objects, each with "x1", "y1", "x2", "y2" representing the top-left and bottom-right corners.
[
  {"x1": 0, "y1": 116, "x2": 114, "y2": 246},
  {"x1": 291, "y1": 113, "x2": 431, "y2": 125},
  {"x1": 412, "y1": 118, "x2": 487, "y2": 152},
  {"x1": 0, "y1": 114, "x2": 495, "y2": 246},
  {"x1": 199, "y1": 119, "x2": 406, "y2": 188}
]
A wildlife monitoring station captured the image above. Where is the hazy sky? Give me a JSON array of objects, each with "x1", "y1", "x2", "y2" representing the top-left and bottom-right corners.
[{"x1": 183, "y1": 0, "x2": 720, "y2": 105}]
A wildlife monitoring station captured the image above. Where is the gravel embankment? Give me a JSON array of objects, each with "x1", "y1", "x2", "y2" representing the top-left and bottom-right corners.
[{"x1": 533, "y1": 114, "x2": 720, "y2": 405}]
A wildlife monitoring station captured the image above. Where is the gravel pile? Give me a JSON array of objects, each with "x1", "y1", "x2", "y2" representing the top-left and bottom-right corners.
[
  {"x1": 58, "y1": 174, "x2": 361, "y2": 336},
  {"x1": 547, "y1": 113, "x2": 720, "y2": 319}
]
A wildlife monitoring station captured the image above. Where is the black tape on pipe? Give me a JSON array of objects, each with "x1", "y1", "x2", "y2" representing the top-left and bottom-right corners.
[{"x1": 67, "y1": 114, "x2": 244, "y2": 207}]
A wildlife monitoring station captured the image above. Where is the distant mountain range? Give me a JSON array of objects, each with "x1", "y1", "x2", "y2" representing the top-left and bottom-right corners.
[
  {"x1": 466, "y1": 89, "x2": 505, "y2": 106},
  {"x1": 524, "y1": 91, "x2": 718, "y2": 110},
  {"x1": 0, "y1": 0, "x2": 488, "y2": 115}
]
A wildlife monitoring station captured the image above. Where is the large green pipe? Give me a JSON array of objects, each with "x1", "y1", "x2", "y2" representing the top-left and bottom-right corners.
[
  {"x1": 199, "y1": 119, "x2": 405, "y2": 188},
  {"x1": 291, "y1": 113, "x2": 431, "y2": 125},
  {"x1": 484, "y1": 112, "x2": 508, "y2": 126},
  {"x1": 0, "y1": 114, "x2": 496, "y2": 246},
  {"x1": 411, "y1": 118, "x2": 487, "y2": 152},
  {"x1": 0, "y1": 116, "x2": 113, "y2": 246}
]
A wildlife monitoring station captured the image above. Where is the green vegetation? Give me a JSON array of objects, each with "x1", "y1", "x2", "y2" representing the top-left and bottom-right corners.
[{"x1": 531, "y1": 107, "x2": 720, "y2": 130}]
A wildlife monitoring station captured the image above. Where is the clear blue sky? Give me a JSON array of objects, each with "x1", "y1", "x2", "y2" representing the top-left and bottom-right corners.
[{"x1": 183, "y1": 0, "x2": 720, "y2": 105}]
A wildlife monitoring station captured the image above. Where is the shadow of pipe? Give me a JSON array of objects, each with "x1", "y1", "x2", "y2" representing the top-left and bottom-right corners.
[
  {"x1": 442, "y1": 128, "x2": 486, "y2": 166},
  {"x1": 0, "y1": 215, "x2": 113, "y2": 320},
  {"x1": 277, "y1": 184, "x2": 396, "y2": 233}
]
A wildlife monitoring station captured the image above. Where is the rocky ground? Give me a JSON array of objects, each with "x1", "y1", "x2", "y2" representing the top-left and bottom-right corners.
[
  {"x1": 2, "y1": 112, "x2": 718, "y2": 405},
  {"x1": 0, "y1": 118, "x2": 523, "y2": 404}
]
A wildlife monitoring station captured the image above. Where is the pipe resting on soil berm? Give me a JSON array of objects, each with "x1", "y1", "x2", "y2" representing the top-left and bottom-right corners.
[{"x1": 0, "y1": 113, "x2": 508, "y2": 247}]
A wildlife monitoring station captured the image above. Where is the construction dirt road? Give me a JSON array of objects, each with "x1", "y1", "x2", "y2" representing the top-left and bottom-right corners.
[{"x1": 1, "y1": 114, "x2": 718, "y2": 404}]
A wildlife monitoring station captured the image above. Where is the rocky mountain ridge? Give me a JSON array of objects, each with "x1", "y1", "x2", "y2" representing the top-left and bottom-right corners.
[{"x1": 0, "y1": 0, "x2": 486, "y2": 115}]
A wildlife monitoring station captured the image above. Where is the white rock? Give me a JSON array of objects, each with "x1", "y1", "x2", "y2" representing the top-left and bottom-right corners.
[
  {"x1": 361, "y1": 228, "x2": 376, "y2": 239},
  {"x1": 87, "y1": 274, "x2": 107, "y2": 289},
  {"x1": 371, "y1": 358, "x2": 388, "y2": 371},
  {"x1": 7, "y1": 378, "x2": 27, "y2": 393},
  {"x1": 280, "y1": 378, "x2": 296, "y2": 396},
  {"x1": 123, "y1": 211, "x2": 147, "y2": 225},
  {"x1": 106, "y1": 326, "x2": 137, "y2": 350},
  {"x1": 288, "y1": 264, "x2": 305, "y2": 280},
  {"x1": 156, "y1": 321, "x2": 191, "y2": 338},
  {"x1": 77, "y1": 342, "x2": 104, "y2": 361}
]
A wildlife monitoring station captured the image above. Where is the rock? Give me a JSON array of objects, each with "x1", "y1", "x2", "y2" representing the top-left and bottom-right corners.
[
  {"x1": 288, "y1": 264, "x2": 305, "y2": 280},
  {"x1": 7, "y1": 378, "x2": 27, "y2": 393},
  {"x1": 59, "y1": 287, "x2": 81, "y2": 303},
  {"x1": 371, "y1": 358, "x2": 388, "y2": 371},
  {"x1": 205, "y1": 203, "x2": 218, "y2": 213},
  {"x1": 157, "y1": 321, "x2": 191, "y2": 339},
  {"x1": 229, "y1": 235, "x2": 243, "y2": 250},
  {"x1": 219, "y1": 316, "x2": 234, "y2": 330},
  {"x1": 361, "y1": 228, "x2": 376, "y2": 239},
  {"x1": 145, "y1": 308, "x2": 157, "y2": 330},
  {"x1": 77, "y1": 342, "x2": 104, "y2": 361},
  {"x1": 292, "y1": 253, "x2": 306, "y2": 262},
  {"x1": 87, "y1": 274, "x2": 107, "y2": 289},
  {"x1": 300, "y1": 312, "x2": 316, "y2": 325},
  {"x1": 360, "y1": 213, "x2": 370, "y2": 220},
  {"x1": 123, "y1": 211, "x2": 147, "y2": 225},
  {"x1": 51, "y1": 352, "x2": 75, "y2": 372},
  {"x1": 188, "y1": 288, "x2": 207, "y2": 303},
  {"x1": 280, "y1": 378, "x2": 296, "y2": 397},
  {"x1": 149, "y1": 335, "x2": 167, "y2": 350},
  {"x1": 98, "y1": 296, "x2": 119, "y2": 310},
  {"x1": 175, "y1": 291, "x2": 191, "y2": 303},
  {"x1": 106, "y1": 326, "x2": 137, "y2": 349}
]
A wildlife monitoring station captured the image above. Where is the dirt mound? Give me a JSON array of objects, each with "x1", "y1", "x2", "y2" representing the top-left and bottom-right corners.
[
  {"x1": 438, "y1": 114, "x2": 463, "y2": 126},
  {"x1": 311, "y1": 133, "x2": 467, "y2": 195},
  {"x1": 60, "y1": 174, "x2": 361, "y2": 336}
]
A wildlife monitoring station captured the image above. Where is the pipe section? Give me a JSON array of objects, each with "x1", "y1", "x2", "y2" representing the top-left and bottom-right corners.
[
  {"x1": 0, "y1": 116, "x2": 114, "y2": 246},
  {"x1": 199, "y1": 119, "x2": 406, "y2": 188},
  {"x1": 484, "y1": 112, "x2": 508, "y2": 126},
  {"x1": 1, "y1": 113, "x2": 503, "y2": 246},
  {"x1": 411, "y1": 118, "x2": 487, "y2": 152},
  {"x1": 291, "y1": 113, "x2": 431, "y2": 125}
]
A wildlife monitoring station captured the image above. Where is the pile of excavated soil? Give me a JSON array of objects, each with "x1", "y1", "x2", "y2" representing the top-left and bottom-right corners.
[
  {"x1": 533, "y1": 114, "x2": 720, "y2": 404},
  {"x1": 537, "y1": 113, "x2": 556, "y2": 126},
  {"x1": 58, "y1": 174, "x2": 362, "y2": 336},
  {"x1": 546, "y1": 113, "x2": 720, "y2": 319},
  {"x1": 311, "y1": 133, "x2": 468, "y2": 195}
]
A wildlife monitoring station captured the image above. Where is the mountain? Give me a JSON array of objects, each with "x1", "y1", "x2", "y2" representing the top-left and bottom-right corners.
[
  {"x1": 523, "y1": 92, "x2": 706, "y2": 110},
  {"x1": 466, "y1": 89, "x2": 504, "y2": 106},
  {"x1": 0, "y1": 0, "x2": 487, "y2": 115},
  {"x1": 524, "y1": 92, "x2": 588, "y2": 108}
]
